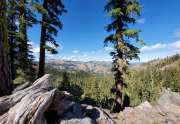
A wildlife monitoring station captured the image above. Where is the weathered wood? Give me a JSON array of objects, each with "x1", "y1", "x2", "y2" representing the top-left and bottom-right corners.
[
  {"x1": 0, "y1": 74, "x2": 54, "y2": 124},
  {"x1": 0, "y1": 74, "x2": 116, "y2": 124},
  {"x1": 13, "y1": 82, "x2": 31, "y2": 93},
  {"x1": 0, "y1": 0, "x2": 13, "y2": 96}
]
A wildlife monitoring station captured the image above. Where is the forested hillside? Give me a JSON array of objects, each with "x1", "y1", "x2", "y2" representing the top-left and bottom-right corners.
[
  {"x1": 47, "y1": 54, "x2": 180, "y2": 109},
  {"x1": 125, "y1": 54, "x2": 180, "y2": 106}
]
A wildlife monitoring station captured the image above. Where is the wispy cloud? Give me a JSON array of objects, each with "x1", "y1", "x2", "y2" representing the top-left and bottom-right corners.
[
  {"x1": 56, "y1": 49, "x2": 112, "y2": 62},
  {"x1": 174, "y1": 29, "x2": 180, "y2": 38},
  {"x1": 29, "y1": 40, "x2": 180, "y2": 62},
  {"x1": 137, "y1": 18, "x2": 145, "y2": 24},
  {"x1": 104, "y1": 46, "x2": 113, "y2": 51},
  {"x1": 67, "y1": 41, "x2": 180, "y2": 62},
  {"x1": 90, "y1": 51, "x2": 95, "y2": 54},
  {"x1": 32, "y1": 47, "x2": 40, "y2": 54},
  {"x1": 73, "y1": 49, "x2": 79, "y2": 54},
  {"x1": 32, "y1": 47, "x2": 40, "y2": 53},
  {"x1": 29, "y1": 41, "x2": 63, "y2": 61},
  {"x1": 140, "y1": 43, "x2": 166, "y2": 52},
  {"x1": 139, "y1": 41, "x2": 180, "y2": 62},
  {"x1": 29, "y1": 41, "x2": 39, "y2": 53},
  {"x1": 170, "y1": 41, "x2": 180, "y2": 49},
  {"x1": 140, "y1": 41, "x2": 180, "y2": 52}
]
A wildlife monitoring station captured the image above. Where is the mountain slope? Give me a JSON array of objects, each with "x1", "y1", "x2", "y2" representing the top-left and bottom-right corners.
[
  {"x1": 125, "y1": 54, "x2": 180, "y2": 106},
  {"x1": 46, "y1": 60, "x2": 112, "y2": 75}
]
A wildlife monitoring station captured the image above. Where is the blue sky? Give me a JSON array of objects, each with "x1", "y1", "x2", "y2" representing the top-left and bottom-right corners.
[{"x1": 29, "y1": 0, "x2": 180, "y2": 62}]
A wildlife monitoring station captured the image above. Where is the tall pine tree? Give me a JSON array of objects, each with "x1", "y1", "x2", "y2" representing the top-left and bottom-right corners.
[
  {"x1": 0, "y1": 0, "x2": 14, "y2": 96},
  {"x1": 7, "y1": 0, "x2": 19, "y2": 80},
  {"x1": 38, "y1": 0, "x2": 66, "y2": 78},
  {"x1": 105, "y1": 0, "x2": 142, "y2": 112},
  {"x1": 17, "y1": 0, "x2": 37, "y2": 82}
]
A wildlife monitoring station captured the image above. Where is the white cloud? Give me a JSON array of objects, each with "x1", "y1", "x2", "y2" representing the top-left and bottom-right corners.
[
  {"x1": 32, "y1": 47, "x2": 40, "y2": 53},
  {"x1": 170, "y1": 41, "x2": 180, "y2": 49},
  {"x1": 29, "y1": 41, "x2": 63, "y2": 61},
  {"x1": 137, "y1": 18, "x2": 145, "y2": 24},
  {"x1": 68, "y1": 41, "x2": 180, "y2": 62},
  {"x1": 29, "y1": 41, "x2": 39, "y2": 53},
  {"x1": 140, "y1": 41, "x2": 180, "y2": 52},
  {"x1": 73, "y1": 50, "x2": 79, "y2": 54},
  {"x1": 83, "y1": 53, "x2": 88, "y2": 57},
  {"x1": 28, "y1": 42, "x2": 39, "y2": 61},
  {"x1": 46, "y1": 42, "x2": 63, "y2": 50},
  {"x1": 104, "y1": 46, "x2": 113, "y2": 51},
  {"x1": 90, "y1": 51, "x2": 95, "y2": 54},
  {"x1": 140, "y1": 43, "x2": 166, "y2": 52},
  {"x1": 54, "y1": 49, "x2": 112, "y2": 62},
  {"x1": 15, "y1": 21, "x2": 19, "y2": 26},
  {"x1": 29, "y1": 40, "x2": 180, "y2": 63},
  {"x1": 139, "y1": 41, "x2": 180, "y2": 62},
  {"x1": 174, "y1": 29, "x2": 180, "y2": 38}
]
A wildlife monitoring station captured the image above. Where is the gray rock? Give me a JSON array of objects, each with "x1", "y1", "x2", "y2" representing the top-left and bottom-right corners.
[
  {"x1": 158, "y1": 89, "x2": 180, "y2": 113},
  {"x1": 115, "y1": 90, "x2": 180, "y2": 124},
  {"x1": 59, "y1": 104, "x2": 116, "y2": 124},
  {"x1": 136, "y1": 101, "x2": 152, "y2": 111},
  {"x1": 60, "y1": 117, "x2": 95, "y2": 124}
]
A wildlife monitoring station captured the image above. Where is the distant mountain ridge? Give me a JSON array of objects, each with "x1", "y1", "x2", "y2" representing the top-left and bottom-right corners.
[
  {"x1": 46, "y1": 60, "x2": 112, "y2": 75},
  {"x1": 46, "y1": 54, "x2": 180, "y2": 75}
]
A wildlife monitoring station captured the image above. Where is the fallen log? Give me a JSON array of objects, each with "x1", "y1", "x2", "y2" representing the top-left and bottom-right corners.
[
  {"x1": 13, "y1": 82, "x2": 31, "y2": 93},
  {"x1": 0, "y1": 74, "x2": 55, "y2": 124},
  {"x1": 0, "y1": 74, "x2": 116, "y2": 124}
]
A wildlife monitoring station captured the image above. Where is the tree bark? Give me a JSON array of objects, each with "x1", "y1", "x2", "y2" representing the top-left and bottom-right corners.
[
  {"x1": 111, "y1": 47, "x2": 125, "y2": 112},
  {"x1": 0, "y1": 0, "x2": 13, "y2": 96},
  {"x1": 38, "y1": 0, "x2": 47, "y2": 78},
  {"x1": 8, "y1": 0, "x2": 17, "y2": 80},
  {"x1": 0, "y1": 74, "x2": 76, "y2": 124},
  {"x1": 0, "y1": 74, "x2": 54, "y2": 123},
  {"x1": 18, "y1": 0, "x2": 28, "y2": 70}
]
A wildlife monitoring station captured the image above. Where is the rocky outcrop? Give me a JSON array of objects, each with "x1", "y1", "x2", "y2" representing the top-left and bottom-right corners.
[
  {"x1": 115, "y1": 90, "x2": 180, "y2": 124},
  {"x1": 0, "y1": 74, "x2": 115, "y2": 124},
  {"x1": 0, "y1": 74, "x2": 179, "y2": 124},
  {"x1": 60, "y1": 104, "x2": 115, "y2": 124},
  {"x1": 158, "y1": 89, "x2": 180, "y2": 114}
]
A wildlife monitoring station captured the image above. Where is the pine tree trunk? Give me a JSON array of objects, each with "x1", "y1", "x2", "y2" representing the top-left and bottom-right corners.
[
  {"x1": 115, "y1": 91, "x2": 122, "y2": 112},
  {"x1": 38, "y1": 24, "x2": 46, "y2": 78},
  {"x1": 18, "y1": 0, "x2": 28, "y2": 70},
  {"x1": 0, "y1": 0, "x2": 13, "y2": 96},
  {"x1": 112, "y1": 48, "x2": 126, "y2": 112},
  {"x1": 38, "y1": 0, "x2": 47, "y2": 78},
  {"x1": 8, "y1": 0, "x2": 17, "y2": 80}
]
